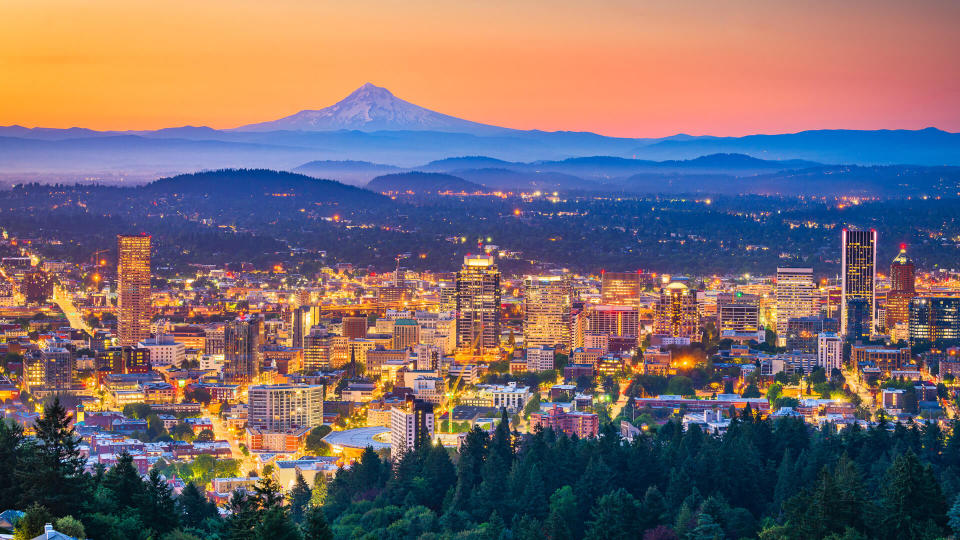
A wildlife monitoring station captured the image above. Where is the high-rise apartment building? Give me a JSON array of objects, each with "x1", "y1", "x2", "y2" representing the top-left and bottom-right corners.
[
  {"x1": 841, "y1": 228, "x2": 877, "y2": 336},
  {"x1": 523, "y1": 275, "x2": 573, "y2": 349},
  {"x1": 248, "y1": 384, "x2": 324, "y2": 432},
  {"x1": 390, "y1": 397, "x2": 435, "y2": 457},
  {"x1": 456, "y1": 255, "x2": 501, "y2": 350},
  {"x1": 886, "y1": 247, "x2": 916, "y2": 332},
  {"x1": 653, "y1": 281, "x2": 700, "y2": 342},
  {"x1": 117, "y1": 235, "x2": 151, "y2": 347},
  {"x1": 224, "y1": 315, "x2": 263, "y2": 384},
  {"x1": 600, "y1": 271, "x2": 642, "y2": 306},
  {"x1": 775, "y1": 268, "x2": 817, "y2": 337},
  {"x1": 817, "y1": 332, "x2": 843, "y2": 372}
]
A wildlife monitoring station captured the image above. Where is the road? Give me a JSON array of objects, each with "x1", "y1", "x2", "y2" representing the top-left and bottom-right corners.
[{"x1": 53, "y1": 285, "x2": 93, "y2": 334}]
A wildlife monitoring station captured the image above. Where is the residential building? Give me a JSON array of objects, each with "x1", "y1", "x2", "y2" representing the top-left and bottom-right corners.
[{"x1": 247, "y1": 384, "x2": 324, "y2": 432}]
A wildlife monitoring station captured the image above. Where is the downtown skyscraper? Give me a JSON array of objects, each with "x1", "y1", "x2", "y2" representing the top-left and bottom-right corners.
[
  {"x1": 523, "y1": 275, "x2": 573, "y2": 349},
  {"x1": 116, "y1": 234, "x2": 151, "y2": 347},
  {"x1": 224, "y1": 315, "x2": 264, "y2": 384},
  {"x1": 841, "y1": 228, "x2": 877, "y2": 337},
  {"x1": 775, "y1": 267, "x2": 817, "y2": 341},
  {"x1": 456, "y1": 254, "x2": 501, "y2": 350},
  {"x1": 886, "y1": 246, "x2": 916, "y2": 334}
]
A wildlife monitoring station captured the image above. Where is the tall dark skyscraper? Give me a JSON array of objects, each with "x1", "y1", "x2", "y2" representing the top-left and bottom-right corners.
[
  {"x1": 117, "y1": 234, "x2": 152, "y2": 347},
  {"x1": 886, "y1": 246, "x2": 916, "y2": 332},
  {"x1": 224, "y1": 315, "x2": 263, "y2": 384},
  {"x1": 456, "y1": 254, "x2": 501, "y2": 350},
  {"x1": 841, "y1": 228, "x2": 877, "y2": 337}
]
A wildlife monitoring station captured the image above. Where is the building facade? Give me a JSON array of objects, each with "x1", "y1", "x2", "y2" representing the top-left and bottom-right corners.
[
  {"x1": 247, "y1": 384, "x2": 324, "y2": 432},
  {"x1": 841, "y1": 228, "x2": 877, "y2": 337},
  {"x1": 775, "y1": 267, "x2": 817, "y2": 337},
  {"x1": 523, "y1": 275, "x2": 573, "y2": 349},
  {"x1": 117, "y1": 235, "x2": 152, "y2": 347},
  {"x1": 456, "y1": 255, "x2": 501, "y2": 350}
]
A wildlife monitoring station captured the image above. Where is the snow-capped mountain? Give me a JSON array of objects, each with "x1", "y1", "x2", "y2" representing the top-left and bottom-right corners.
[{"x1": 237, "y1": 83, "x2": 508, "y2": 133}]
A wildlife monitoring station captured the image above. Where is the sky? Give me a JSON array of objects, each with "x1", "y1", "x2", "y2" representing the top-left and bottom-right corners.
[{"x1": 1, "y1": 0, "x2": 958, "y2": 137}]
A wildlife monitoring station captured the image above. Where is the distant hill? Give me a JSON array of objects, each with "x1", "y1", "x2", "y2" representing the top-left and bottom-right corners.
[
  {"x1": 418, "y1": 156, "x2": 517, "y2": 171},
  {"x1": 367, "y1": 172, "x2": 483, "y2": 193},
  {"x1": 142, "y1": 169, "x2": 388, "y2": 206},
  {"x1": 630, "y1": 128, "x2": 960, "y2": 165},
  {"x1": 450, "y1": 168, "x2": 598, "y2": 191}
]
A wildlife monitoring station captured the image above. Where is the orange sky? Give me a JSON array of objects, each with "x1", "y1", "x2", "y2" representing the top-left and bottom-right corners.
[{"x1": 1, "y1": 0, "x2": 958, "y2": 137}]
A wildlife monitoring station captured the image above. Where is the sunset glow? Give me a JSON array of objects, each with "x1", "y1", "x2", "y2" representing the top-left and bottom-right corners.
[{"x1": 2, "y1": 0, "x2": 958, "y2": 136}]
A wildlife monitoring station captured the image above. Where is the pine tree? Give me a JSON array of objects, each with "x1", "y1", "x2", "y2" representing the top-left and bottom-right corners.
[
  {"x1": 301, "y1": 506, "x2": 333, "y2": 540},
  {"x1": 17, "y1": 397, "x2": 89, "y2": 516},
  {"x1": 584, "y1": 488, "x2": 640, "y2": 540},
  {"x1": 140, "y1": 468, "x2": 179, "y2": 536},
  {"x1": 104, "y1": 450, "x2": 147, "y2": 509},
  {"x1": 0, "y1": 419, "x2": 24, "y2": 510},
  {"x1": 544, "y1": 486, "x2": 576, "y2": 540},
  {"x1": 226, "y1": 489, "x2": 259, "y2": 540},
  {"x1": 253, "y1": 475, "x2": 284, "y2": 511},
  {"x1": 178, "y1": 482, "x2": 216, "y2": 529},
  {"x1": 255, "y1": 507, "x2": 302, "y2": 540},
  {"x1": 879, "y1": 451, "x2": 947, "y2": 539},
  {"x1": 288, "y1": 471, "x2": 312, "y2": 524}
]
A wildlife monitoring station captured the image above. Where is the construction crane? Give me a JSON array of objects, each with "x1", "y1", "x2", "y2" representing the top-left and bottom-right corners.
[{"x1": 394, "y1": 253, "x2": 411, "y2": 284}]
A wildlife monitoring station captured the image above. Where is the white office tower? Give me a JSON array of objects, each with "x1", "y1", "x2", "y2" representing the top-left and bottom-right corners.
[{"x1": 817, "y1": 332, "x2": 843, "y2": 372}]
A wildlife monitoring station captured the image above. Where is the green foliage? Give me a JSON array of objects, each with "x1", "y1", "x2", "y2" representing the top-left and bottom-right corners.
[
  {"x1": 305, "y1": 425, "x2": 332, "y2": 455},
  {"x1": 53, "y1": 515, "x2": 86, "y2": 539},
  {"x1": 665, "y1": 376, "x2": 694, "y2": 396},
  {"x1": 13, "y1": 503, "x2": 52, "y2": 540}
]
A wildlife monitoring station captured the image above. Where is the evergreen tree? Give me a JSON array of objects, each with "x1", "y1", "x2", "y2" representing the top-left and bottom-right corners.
[
  {"x1": 17, "y1": 397, "x2": 88, "y2": 516},
  {"x1": 178, "y1": 482, "x2": 216, "y2": 529},
  {"x1": 584, "y1": 488, "x2": 640, "y2": 540},
  {"x1": 255, "y1": 507, "x2": 302, "y2": 540},
  {"x1": 288, "y1": 471, "x2": 312, "y2": 524},
  {"x1": 544, "y1": 486, "x2": 576, "y2": 540},
  {"x1": 301, "y1": 506, "x2": 333, "y2": 540},
  {"x1": 0, "y1": 419, "x2": 24, "y2": 510},
  {"x1": 226, "y1": 489, "x2": 259, "y2": 540},
  {"x1": 253, "y1": 475, "x2": 284, "y2": 511},
  {"x1": 879, "y1": 451, "x2": 947, "y2": 539},
  {"x1": 140, "y1": 468, "x2": 179, "y2": 536},
  {"x1": 104, "y1": 451, "x2": 147, "y2": 509}
]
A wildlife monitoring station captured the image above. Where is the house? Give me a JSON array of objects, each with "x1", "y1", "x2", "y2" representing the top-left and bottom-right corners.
[
  {"x1": 0, "y1": 509, "x2": 24, "y2": 530},
  {"x1": 30, "y1": 523, "x2": 79, "y2": 540}
]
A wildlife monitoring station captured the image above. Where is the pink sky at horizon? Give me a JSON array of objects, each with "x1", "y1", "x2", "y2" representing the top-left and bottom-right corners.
[{"x1": 1, "y1": 0, "x2": 958, "y2": 138}]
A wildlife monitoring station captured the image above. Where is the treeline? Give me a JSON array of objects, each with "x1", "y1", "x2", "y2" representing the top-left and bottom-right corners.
[
  {"x1": 0, "y1": 398, "x2": 331, "y2": 539},
  {"x1": 322, "y1": 409, "x2": 960, "y2": 540},
  {"x1": 6, "y1": 398, "x2": 960, "y2": 539}
]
